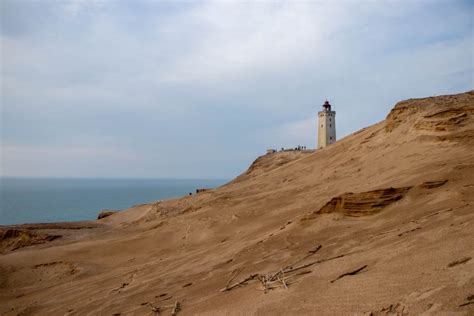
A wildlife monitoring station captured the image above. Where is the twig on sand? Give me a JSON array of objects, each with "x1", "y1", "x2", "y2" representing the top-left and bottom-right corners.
[
  {"x1": 330, "y1": 265, "x2": 368, "y2": 283},
  {"x1": 257, "y1": 275, "x2": 269, "y2": 294},
  {"x1": 287, "y1": 244, "x2": 322, "y2": 268},
  {"x1": 223, "y1": 267, "x2": 244, "y2": 291},
  {"x1": 281, "y1": 252, "x2": 348, "y2": 275},
  {"x1": 448, "y1": 257, "x2": 471, "y2": 268},
  {"x1": 147, "y1": 303, "x2": 160, "y2": 314},
  {"x1": 110, "y1": 282, "x2": 129, "y2": 293},
  {"x1": 278, "y1": 269, "x2": 288, "y2": 290},
  {"x1": 308, "y1": 245, "x2": 323, "y2": 255},
  {"x1": 171, "y1": 301, "x2": 181, "y2": 316},
  {"x1": 267, "y1": 245, "x2": 322, "y2": 281},
  {"x1": 459, "y1": 294, "x2": 474, "y2": 307},
  {"x1": 220, "y1": 274, "x2": 259, "y2": 292}
]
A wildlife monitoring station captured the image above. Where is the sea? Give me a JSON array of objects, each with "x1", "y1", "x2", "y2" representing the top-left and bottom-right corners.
[{"x1": 0, "y1": 177, "x2": 228, "y2": 226}]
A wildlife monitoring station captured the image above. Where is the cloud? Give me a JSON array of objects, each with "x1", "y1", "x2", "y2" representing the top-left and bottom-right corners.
[
  {"x1": 159, "y1": 2, "x2": 343, "y2": 83},
  {"x1": 1, "y1": 0, "x2": 472, "y2": 178},
  {"x1": 63, "y1": 0, "x2": 106, "y2": 17}
]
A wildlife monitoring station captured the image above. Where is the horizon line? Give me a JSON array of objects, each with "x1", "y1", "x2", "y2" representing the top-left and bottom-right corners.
[{"x1": 0, "y1": 176, "x2": 231, "y2": 181}]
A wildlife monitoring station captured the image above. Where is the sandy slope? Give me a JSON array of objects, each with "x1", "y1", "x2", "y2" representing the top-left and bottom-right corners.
[{"x1": 1, "y1": 91, "x2": 473, "y2": 315}]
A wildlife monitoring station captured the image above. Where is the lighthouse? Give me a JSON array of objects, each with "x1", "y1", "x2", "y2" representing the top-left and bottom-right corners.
[{"x1": 318, "y1": 100, "x2": 336, "y2": 149}]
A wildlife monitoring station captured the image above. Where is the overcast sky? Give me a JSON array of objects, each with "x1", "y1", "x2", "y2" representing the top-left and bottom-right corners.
[{"x1": 1, "y1": 0, "x2": 472, "y2": 179}]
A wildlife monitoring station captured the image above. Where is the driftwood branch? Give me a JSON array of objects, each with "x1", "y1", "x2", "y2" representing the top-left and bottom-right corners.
[
  {"x1": 219, "y1": 246, "x2": 363, "y2": 293},
  {"x1": 330, "y1": 265, "x2": 367, "y2": 283},
  {"x1": 221, "y1": 245, "x2": 326, "y2": 293},
  {"x1": 219, "y1": 245, "x2": 365, "y2": 294}
]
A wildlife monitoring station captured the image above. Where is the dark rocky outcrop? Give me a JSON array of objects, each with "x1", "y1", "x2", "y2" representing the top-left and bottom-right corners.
[{"x1": 97, "y1": 210, "x2": 119, "y2": 220}]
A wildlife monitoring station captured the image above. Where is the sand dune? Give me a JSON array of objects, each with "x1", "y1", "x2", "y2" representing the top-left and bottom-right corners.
[{"x1": 1, "y1": 91, "x2": 473, "y2": 315}]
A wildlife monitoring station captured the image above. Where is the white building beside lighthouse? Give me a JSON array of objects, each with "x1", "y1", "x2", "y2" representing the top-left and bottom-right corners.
[{"x1": 318, "y1": 100, "x2": 336, "y2": 149}]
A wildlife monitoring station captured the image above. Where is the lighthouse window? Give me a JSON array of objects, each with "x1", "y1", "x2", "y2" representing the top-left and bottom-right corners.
[
  {"x1": 321, "y1": 124, "x2": 323, "y2": 128},
  {"x1": 330, "y1": 124, "x2": 332, "y2": 127},
  {"x1": 330, "y1": 136, "x2": 332, "y2": 140},
  {"x1": 329, "y1": 118, "x2": 331, "y2": 122}
]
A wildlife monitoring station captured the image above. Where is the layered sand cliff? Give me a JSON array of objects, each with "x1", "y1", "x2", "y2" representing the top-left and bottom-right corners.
[{"x1": 1, "y1": 91, "x2": 473, "y2": 315}]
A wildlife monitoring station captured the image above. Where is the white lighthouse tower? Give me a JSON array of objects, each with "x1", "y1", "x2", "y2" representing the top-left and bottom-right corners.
[{"x1": 318, "y1": 100, "x2": 336, "y2": 149}]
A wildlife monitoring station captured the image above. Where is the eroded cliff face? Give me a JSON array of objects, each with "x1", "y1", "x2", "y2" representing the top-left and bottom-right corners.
[
  {"x1": 0, "y1": 229, "x2": 60, "y2": 254},
  {"x1": 385, "y1": 91, "x2": 474, "y2": 139},
  {"x1": 311, "y1": 186, "x2": 413, "y2": 217},
  {"x1": 1, "y1": 91, "x2": 473, "y2": 315}
]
